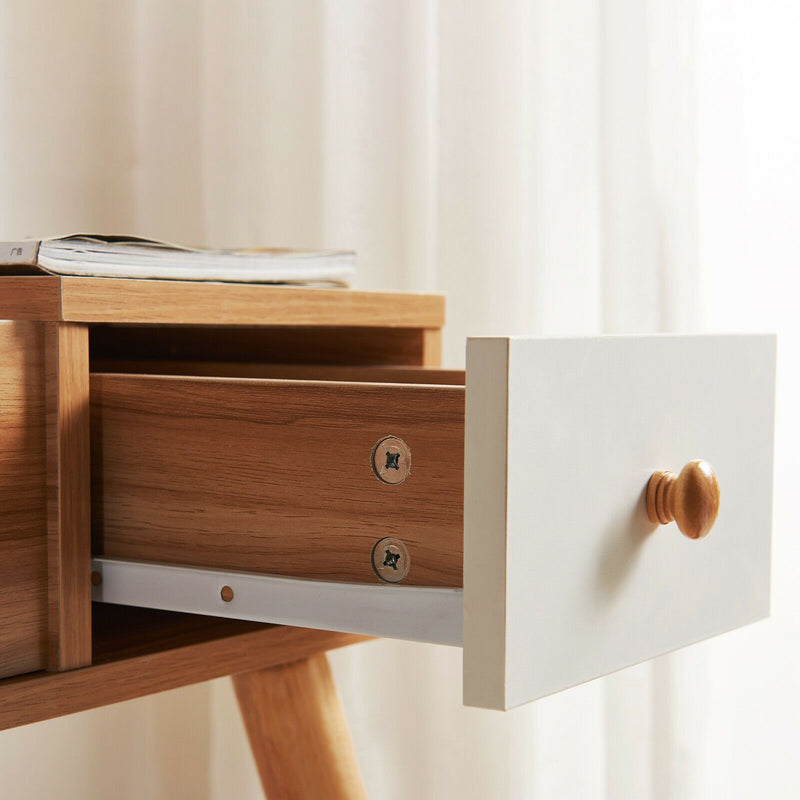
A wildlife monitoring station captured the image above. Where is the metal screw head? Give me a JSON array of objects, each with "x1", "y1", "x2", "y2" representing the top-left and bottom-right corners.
[
  {"x1": 371, "y1": 436, "x2": 411, "y2": 484},
  {"x1": 371, "y1": 537, "x2": 410, "y2": 583}
]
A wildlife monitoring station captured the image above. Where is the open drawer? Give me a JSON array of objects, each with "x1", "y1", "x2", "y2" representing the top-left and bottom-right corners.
[{"x1": 90, "y1": 334, "x2": 776, "y2": 710}]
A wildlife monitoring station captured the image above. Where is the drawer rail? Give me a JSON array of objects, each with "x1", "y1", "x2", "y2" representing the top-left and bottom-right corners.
[{"x1": 91, "y1": 558, "x2": 463, "y2": 647}]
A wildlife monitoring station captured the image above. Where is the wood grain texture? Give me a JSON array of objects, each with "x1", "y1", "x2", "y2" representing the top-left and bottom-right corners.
[
  {"x1": 646, "y1": 460, "x2": 721, "y2": 539},
  {"x1": 92, "y1": 374, "x2": 465, "y2": 587},
  {"x1": 233, "y1": 654, "x2": 367, "y2": 800},
  {"x1": 46, "y1": 323, "x2": 92, "y2": 670},
  {"x1": 422, "y1": 328, "x2": 443, "y2": 366},
  {"x1": 57, "y1": 277, "x2": 445, "y2": 327},
  {"x1": 0, "y1": 277, "x2": 62, "y2": 320},
  {"x1": 90, "y1": 324, "x2": 440, "y2": 368},
  {"x1": 0, "y1": 322, "x2": 48, "y2": 679},
  {"x1": 0, "y1": 276, "x2": 444, "y2": 327},
  {"x1": 91, "y1": 359, "x2": 465, "y2": 385},
  {"x1": 0, "y1": 604, "x2": 367, "y2": 732}
]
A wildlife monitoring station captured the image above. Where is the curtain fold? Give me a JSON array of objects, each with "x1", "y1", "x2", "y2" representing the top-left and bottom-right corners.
[{"x1": 0, "y1": 2, "x2": 701, "y2": 798}]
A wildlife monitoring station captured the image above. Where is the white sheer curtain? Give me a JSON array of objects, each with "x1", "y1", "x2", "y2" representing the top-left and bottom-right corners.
[{"x1": 3, "y1": 1, "x2": 791, "y2": 798}]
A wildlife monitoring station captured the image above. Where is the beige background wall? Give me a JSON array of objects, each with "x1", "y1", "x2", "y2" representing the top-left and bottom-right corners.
[{"x1": 0, "y1": 1, "x2": 798, "y2": 798}]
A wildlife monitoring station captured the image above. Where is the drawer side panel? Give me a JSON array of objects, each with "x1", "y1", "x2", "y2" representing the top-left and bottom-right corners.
[
  {"x1": 0, "y1": 321, "x2": 48, "y2": 678},
  {"x1": 91, "y1": 375, "x2": 465, "y2": 588}
]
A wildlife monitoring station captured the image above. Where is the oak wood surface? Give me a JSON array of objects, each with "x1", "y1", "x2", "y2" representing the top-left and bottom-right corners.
[
  {"x1": 90, "y1": 324, "x2": 440, "y2": 368},
  {"x1": 91, "y1": 373, "x2": 465, "y2": 587},
  {"x1": 0, "y1": 276, "x2": 445, "y2": 328},
  {"x1": 0, "y1": 604, "x2": 367, "y2": 731},
  {"x1": 233, "y1": 654, "x2": 368, "y2": 800},
  {"x1": 0, "y1": 277, "x2": 62, "y2": 320},
  {"x1": 46, "y1": 323, "x2": 92, "y2": 670},
  {"x1": 646, "y1": 459, "x2": 721, "y2": 539},
  {"x1": 0, "y1": 322, "x2": 48, "y2": 679},
  {"x1": 422, "y1": 328, "x2": 443, "y2": 366}
]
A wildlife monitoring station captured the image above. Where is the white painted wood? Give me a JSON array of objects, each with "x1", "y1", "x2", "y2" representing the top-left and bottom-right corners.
[
  {"x1": 92, "y1": 557, "x2": 463, "y2": 647},
  {"x1": 462, "y1": 338, "x2": 510, "y2": 710},
  {"x1": 463, "y1": 334, "x2": 776, "y2": 710}
]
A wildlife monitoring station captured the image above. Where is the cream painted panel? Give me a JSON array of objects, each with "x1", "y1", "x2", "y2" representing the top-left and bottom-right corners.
[{"x1": 464, "y1": 335, "x2": 775, "y2": 709}]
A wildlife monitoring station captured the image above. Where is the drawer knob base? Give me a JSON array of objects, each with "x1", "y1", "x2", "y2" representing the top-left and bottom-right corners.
[{"x1": 646, "y1": 460, "x2": 720, "y2": 539}]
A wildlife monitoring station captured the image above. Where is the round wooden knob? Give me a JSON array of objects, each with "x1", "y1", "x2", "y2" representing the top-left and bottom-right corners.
[{"x1": 646, "y1": 460, "x2": 720, "y2": 539}]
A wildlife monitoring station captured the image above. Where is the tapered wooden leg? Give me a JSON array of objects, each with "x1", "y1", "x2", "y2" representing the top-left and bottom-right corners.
[{"x1": 233, "y1": 654, "x2": 367, "y2": 800}]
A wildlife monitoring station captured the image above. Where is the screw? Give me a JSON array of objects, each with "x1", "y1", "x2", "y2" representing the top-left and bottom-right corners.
[
  {"x1": 221, "y1": 585, "x2": 234, "y2": 602},
  {"x1": 371, "y1": 537, "x2": 410, "y2": 583},
  {"x1": 370, "y1": 436, "x2": 411, "y2": 485}
]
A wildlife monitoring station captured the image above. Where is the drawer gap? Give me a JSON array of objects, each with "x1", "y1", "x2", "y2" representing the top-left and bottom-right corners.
[{"x1": 90, "y1": 359, "x2": 465, "y2": 385}]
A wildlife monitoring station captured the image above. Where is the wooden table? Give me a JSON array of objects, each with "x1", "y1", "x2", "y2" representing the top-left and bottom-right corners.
[
  {"x1": 0, "y1": 276, "x2": 446, "y2": 799},
  {"x1": 1, "y1": 274, "x2": 776, "y2": 792}
]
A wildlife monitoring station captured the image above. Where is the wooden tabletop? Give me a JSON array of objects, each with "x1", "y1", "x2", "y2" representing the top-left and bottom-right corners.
[{"x1": 0, "y1": 276, "x2": 445, "y2": 328}]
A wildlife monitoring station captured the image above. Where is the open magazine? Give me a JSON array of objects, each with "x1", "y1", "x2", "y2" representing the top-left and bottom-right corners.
[{"x1": 0, "y1": 234, "x2": 355, "y2": 286}]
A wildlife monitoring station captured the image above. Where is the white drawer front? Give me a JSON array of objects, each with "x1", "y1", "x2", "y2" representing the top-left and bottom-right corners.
[{"x1": 463, "y1": 335, "x2": 775, "y2": 710}]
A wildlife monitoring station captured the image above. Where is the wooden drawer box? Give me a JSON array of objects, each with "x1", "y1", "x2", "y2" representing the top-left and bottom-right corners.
[
  {"x1": 91, "y1": 335, "x2": 775, "y2": 710},
  {"x1": 0, "y1": 280, "x2": 776, "y2": 711}
]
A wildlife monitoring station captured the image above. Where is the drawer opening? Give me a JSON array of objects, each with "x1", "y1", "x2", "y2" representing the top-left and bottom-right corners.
[
  {"x1": 89, "y1": 323, "x2": 455, "y2": 376},
  {"x1": 91, "y1": 359, "x2": 465, "y2": 385}
]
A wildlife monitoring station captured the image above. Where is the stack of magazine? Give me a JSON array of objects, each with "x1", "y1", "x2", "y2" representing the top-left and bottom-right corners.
[{"x1": 0, "y1": 234, "x2": 355, "y2": 287}]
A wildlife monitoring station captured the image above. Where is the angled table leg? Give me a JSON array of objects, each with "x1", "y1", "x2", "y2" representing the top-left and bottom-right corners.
[{"x1": 233, "y1": 653, "x2": 367, "y2": 800}]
